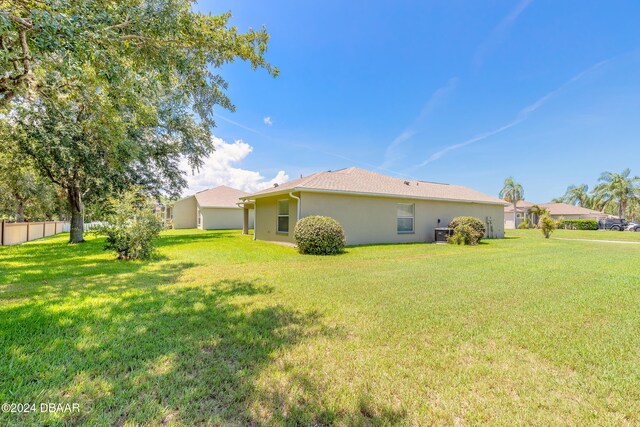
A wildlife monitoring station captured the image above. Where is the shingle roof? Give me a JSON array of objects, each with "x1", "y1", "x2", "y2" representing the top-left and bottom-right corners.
[
  {"x1": 193, "y1": 185, "x2": 250, "y2": 208},
  {"x1": 504, "y1": 200, "x2": 537, "y2": 213},
  {"x1": 503, "y1": 200, "x2": 609, "y2": 217},
  {"x1": 244, "y1": 167, "x2": 506, "y2": 205},
  {"x1": 539, "y1": 203, "x2": 607, "y2": 217}
]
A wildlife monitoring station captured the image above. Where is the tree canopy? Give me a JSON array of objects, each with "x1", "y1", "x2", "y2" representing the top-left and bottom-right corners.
[{"x1": 1, "y1": 1, "x2": 277, "y2": 242}]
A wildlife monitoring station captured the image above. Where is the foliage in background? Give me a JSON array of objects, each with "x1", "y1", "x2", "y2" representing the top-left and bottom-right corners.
[
  {"x1": 559, "y1": 219, "x2": 598, "y2": 230},
  {"x1": 538, "y1": 214, "x2": 557, "y2": 239},
  {"x1": 499, "y1": 177, "x2": 524, "y2": 229},
  {"x1": 97, "y1": 188, "x2": 162, "y2": 260},
  {"x1": 448, "y1": 216, "x2": 486, "y2": 246},
  {"x1": 294, "y1": 216, "x2": 346, "y2": 255},
  {"x1": 555, "y1": 169, "x2": 640, "y2": 221},
  {"x1": 527, "y1": 205, "x2": 548, "y2": 228},
  {"x1": 593, "y1": 169, "x2": 640, "y2": 219},
  {"x1": 0, "y1": 148, "x2": 67, "y2": 220},
  {"x1": 517, "y1": 218, "x2": 531, "y2": 229},
  {"x1": 0, "y1": 1, "x2": 277, "y2": 243}
]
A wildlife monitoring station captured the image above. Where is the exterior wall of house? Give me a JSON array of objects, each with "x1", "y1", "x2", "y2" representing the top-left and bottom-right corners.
[
  {"x1": 198, "y1": 207, "x2": 254, "y2": 230},
  {"x1": 254, "y1": 195, "x2": 299, "y2": 243},
  {"x1": 254, "y1": 192, "x2": 504, "y2": 245},
  {"x1": 172, "y1": 196, "x2": 197, "y2": 229}
]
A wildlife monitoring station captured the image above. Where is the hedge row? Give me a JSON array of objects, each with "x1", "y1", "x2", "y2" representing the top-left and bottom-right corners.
[{"x1": 558, "y1": 219, "x2": 598, "y2": 230}]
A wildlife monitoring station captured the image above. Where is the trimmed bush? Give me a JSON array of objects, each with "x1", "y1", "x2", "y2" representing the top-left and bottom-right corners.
[
  {"x1": 294, "y1": 215, "x2": 346, "y2": 255},
  {"x1": 448, "y1": 216, "x2": 485, "y2": 246},
  {"x1": 539, "y1": 214, "x2": 557, "y2": 239},
  {"x1": 559, "y1": 219, "x2": 598, "y2": 230}
]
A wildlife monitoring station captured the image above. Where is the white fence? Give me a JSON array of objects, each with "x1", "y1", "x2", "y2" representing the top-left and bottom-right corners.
[
  {"x1": 61, "y1": 221, "x2": 107, "y2": 232},
  {"x1": 0, "y1": 221, "x2": 69, "y2": 246}
]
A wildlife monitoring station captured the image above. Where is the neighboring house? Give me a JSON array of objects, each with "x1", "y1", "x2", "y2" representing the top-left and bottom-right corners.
[
  {"x1": 504, "y1": 200, "x2": 536, "y2": 229},
  {"x1": 541, "y1": 203, "x2": 614, "y2": 221},
  {"x1": 240, "y1": 167, "x2": 506, "y2": 246},
  {"x1": 504, "y1": 201, "x2": 614, "y2": 229},
  {"x1": 171, "y1": 185, "x2": 254, "y2": 231},
  {"x1": 154, "y1": 203, "x2": 173, "y2": 227}
]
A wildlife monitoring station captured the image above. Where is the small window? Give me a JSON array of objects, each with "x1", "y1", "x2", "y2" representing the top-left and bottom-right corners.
[
  {"x1": 197, "y1": 208, "x2": 201, "y2": 226},
  {"x1": 397, "y1": 203, "x2": 414, "y2": 233},
  {"x1": 277, "y1": 200, "x2": 289, "y2": 233}
]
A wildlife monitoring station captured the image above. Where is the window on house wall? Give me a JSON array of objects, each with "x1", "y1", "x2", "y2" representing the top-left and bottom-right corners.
[
  {"x1": 397, "y1": 203, "x2": 415, "y2": 233},
  {"x1": 277, "y1": 200, "x2": 289, "y2": 233},
  {"x1": 197, "y1": 208, "x2": 201, "y2": 226}
]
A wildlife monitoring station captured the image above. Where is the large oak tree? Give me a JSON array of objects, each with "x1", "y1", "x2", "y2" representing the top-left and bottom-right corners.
[{"x1": 1, "y1": 1, "x2": 277, "y2": 242}]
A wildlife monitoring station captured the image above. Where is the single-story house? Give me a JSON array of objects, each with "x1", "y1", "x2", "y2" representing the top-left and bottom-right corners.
[
  {"x1": 504, "y1": 200, "x2": 536, "y2": 229},
  {"x1": 171, "y1": 185, "x2": 254, "y2": 231},
  {"x1": 504, "y1": 201, "x2": 614, "y2": 229},
  {"x1": 541, "y1": 203, "x2": 615, "y2": 221},
  {"x1": 239, "y1": 167, "x2": 506, "y2": 246}
]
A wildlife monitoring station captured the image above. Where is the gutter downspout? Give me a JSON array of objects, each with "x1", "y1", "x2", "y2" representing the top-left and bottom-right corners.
[{"x1": 289, "y1": 192, "x2": 301, "y2": 222}]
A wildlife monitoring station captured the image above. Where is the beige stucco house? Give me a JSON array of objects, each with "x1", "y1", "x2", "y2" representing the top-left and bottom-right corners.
[
  {"x1": 504, "y1": 201, "x2": 613, "y2": 229},
  {"x1": 240, "y1": 167, "x2": 506, "y2": 246},
  {"x1": 171, "y1": 185, "x2": 254, "y2": 231}
]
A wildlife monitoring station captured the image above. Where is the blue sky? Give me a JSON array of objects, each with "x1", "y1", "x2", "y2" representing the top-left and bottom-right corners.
[{"x1": 185, "y1": 0, "x2": 640, "y2": 202}]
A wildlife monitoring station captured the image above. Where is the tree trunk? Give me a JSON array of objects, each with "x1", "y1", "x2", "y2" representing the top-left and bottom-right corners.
[
  {"x1": 68, "y1": 186, "x2": 84, "y2": 243},
  {"x1": 513, "y1": 201, "x2": 517, "y2": 229},
  {"x1": 15, "y1": 200, "x2": 25, "y2": 222}
]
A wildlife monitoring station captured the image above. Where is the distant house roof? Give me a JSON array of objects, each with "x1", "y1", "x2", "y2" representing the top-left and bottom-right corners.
[
  {"x1": 176, "y1": 185, "x2": 250, "y2": 208},
  {"x1": 504, "y1": 200, "x2": 537, "y2": 213},
  {"x1": 504, "y1": 200, "x2": 610, "y2": 217},
  {"x1": 539, "y1": 203, "x2": 609, "y2": 217},
  {"x1": 243, "y1": 167, "x2": 506, "y2": 205}
]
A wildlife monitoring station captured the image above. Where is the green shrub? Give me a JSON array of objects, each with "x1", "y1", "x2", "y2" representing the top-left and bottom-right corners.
[
  {"x1": 97, "y1": 188, "x2": 163, "y2": 260},
  {"x1": 559, "y1": 219, "x2": 598, "y2": 230},
  {"x1": 448, "y1": 216, "x2": 485, "y2": 246},
  {"x1": 294, "y1": 215, "x2": 346, "y2": 255},
  {"x1": 539, "y1": 214, "x2": 557, "y2": 239},
  {"x1": 518, "y1": 218, "x2": 530, "y2": 229}
]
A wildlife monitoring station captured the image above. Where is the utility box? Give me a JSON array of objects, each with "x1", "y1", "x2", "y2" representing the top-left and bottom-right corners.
[{"x1": 434, "y1": 227, "x2": 453, "y2": 243}]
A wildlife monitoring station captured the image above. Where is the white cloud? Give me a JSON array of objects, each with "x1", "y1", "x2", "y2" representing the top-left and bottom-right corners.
[
  {"x1": 263, "y1": 116, "x2": 273, "y2": 126},
  {"x1": 180, "y1": 136, "x2": 288, "y2": 194}
]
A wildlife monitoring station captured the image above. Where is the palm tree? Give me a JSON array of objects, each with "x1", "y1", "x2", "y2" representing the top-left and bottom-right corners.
[
  {"x1": 499, "y1": 177, "x2": 524, "y2": 228},
  {"x1": 528, "y1": 205, "x2": 549, "y2": 227},
  {"x1": 562, "y1": 184, "x2": 592, "y2": 208},
  {"x1": 593, "y1": 169, "x2": 640, "y2": 219}
]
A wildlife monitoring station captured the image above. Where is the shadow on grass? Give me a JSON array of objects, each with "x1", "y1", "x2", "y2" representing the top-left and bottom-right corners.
[
  {"x1": 0, "y1": 234, "x2": 405, "y2": 425},
  {"x1": 0, "y1": 231, "x2": 244, "y2": 289}
]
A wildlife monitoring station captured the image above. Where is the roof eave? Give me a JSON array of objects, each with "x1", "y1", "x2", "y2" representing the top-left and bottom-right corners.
[{"x1": 245, "y1": 187, "x2": 507, "y2": 206}]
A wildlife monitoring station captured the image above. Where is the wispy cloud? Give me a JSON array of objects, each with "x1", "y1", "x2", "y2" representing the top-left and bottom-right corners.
[
  {"x1": 382, "y1": 77, "x2": 458, "y2": 168},
  {"x1": 413, "y1": 58, "x2": 611, "y2": 169},
  {"x1": 473, "y1": 0, "x2": 534, "y2": 69},
  {"x1": 263, "y1": 116, "x2": 273, "y2": 126},
  {"x1": 215, "y1": 114, "x2": 265, "y2": 136}
]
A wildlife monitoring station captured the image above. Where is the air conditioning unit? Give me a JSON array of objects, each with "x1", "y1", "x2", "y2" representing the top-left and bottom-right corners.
[{"x1": 434, "y1": 227, "x2": 453, "y2": 244}]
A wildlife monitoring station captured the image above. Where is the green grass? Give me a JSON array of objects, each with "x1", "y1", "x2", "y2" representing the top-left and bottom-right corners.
[{"x1": 1, "y1": 229, "x2": 640, "y2": 426}]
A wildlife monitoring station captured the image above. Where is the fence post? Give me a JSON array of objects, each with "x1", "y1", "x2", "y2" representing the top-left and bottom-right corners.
[
  {"x1": 43, "y1": 221, "x2": 46, "y2": 237},
  {"x1": 26, "y1": 221, "x2": 30, "y2": 242},
  {"x1": 1, "y1": 220, "x2": 4, "y2": 246}
]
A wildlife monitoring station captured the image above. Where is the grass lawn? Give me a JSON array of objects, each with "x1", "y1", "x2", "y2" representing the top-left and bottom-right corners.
[{"x1": 1, "y1": 229, "x2": 640, "y2": 426}]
